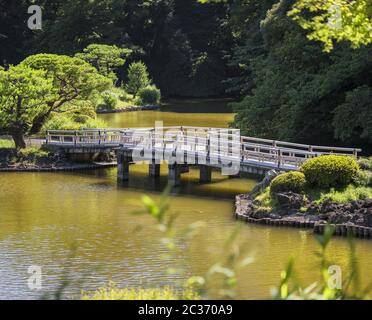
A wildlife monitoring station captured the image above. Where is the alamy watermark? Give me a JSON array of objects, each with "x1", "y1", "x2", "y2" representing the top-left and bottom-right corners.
[
  {"x1": 130, "y1": 121, "x2": 241, "y2": 175},
  {"x1": 328, "y1": 265, "x2": 342, "y2": 290},
  {"x1": 27, "y1": 265, "x2": 42, "y2": 290},
  {"x1": 328, "y1": 4, "x2": 342, "y2": 30},
  {"x1": 27, "y1": 5, "x2": 42, "y2": 30}
]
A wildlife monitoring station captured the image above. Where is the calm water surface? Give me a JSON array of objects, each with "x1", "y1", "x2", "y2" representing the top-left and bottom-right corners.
[{"x1": 0, "y1": 99, "x2": 371, "y2": 299}]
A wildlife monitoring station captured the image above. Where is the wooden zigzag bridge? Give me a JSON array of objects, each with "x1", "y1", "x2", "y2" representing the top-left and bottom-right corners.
[{"x1": 45, "y1": 126, "x2": 361, "y2": 186}]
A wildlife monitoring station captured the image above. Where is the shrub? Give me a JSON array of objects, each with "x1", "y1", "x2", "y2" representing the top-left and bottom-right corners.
[
  {"x1": 301, "y1": 155, "x2": 359, "y2": 188},
  {"x1": 83, "y1": 117, "x2": 107, "y2": 129},
  {"x1": 358, "y1": 157, "x2": 372, "y2": 171},
  {"x1": 315, "y1": 185, "x2": 372, "y2": 204},
  {"x1": 354, "y1": 170, "x2": 372, "y2": 187},
  {"x1": 118, "y1": 91, "x2": 130, "y2": 102},
  {"x1": 138, "y1": 85, "x2": 161, "y2": 105},
  {"x1": 100, "y1": 92, "x2": 117, "y2": 110},
  {"x1": 0, "y1": 139, "x2": 15, "y2": 148},
  {"x1": 126, "y1": 61, "x2": 151, "y2": 96},
  {"x1": 43, "y1": 113, "x2": 107, "y2": 131},
  {"x1": 270, "y1": 171, "x2": 306, "y2": 194},
  {"x1": 18, "y1": 146, "x2": 49, "y2": 163},
  {"x1": 43, "y1": 114, "x2": 81, "y2": 131}
]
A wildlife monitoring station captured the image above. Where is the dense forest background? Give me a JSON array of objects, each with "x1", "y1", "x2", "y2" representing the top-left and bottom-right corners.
[{"x1": 0, "y1": 0, "x2": 371, "y2": 151}]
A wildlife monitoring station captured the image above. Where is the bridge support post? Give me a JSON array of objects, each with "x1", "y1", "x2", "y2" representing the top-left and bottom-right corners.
[
  {"x1": 117, "y1": 151, "x2": 131, "y2": 181},
  {"x1": 228, "y1": 173, "x2": 240, "y2": 179},
  {"x1": 149, "y1": 163, "x2": 160, "y2": 178},
  {"x1": 199, "y1": 165, "x2": 212, "y2": 183},
  {"x1": 168, "y1": 163, "x2": 181, "y2": 186},
  {"x1": 180, "y1": 164, "x2": 189, "y2": 173}
]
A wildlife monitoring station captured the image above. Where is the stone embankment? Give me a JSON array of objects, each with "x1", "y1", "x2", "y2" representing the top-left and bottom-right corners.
[
  {"x1": 96, "y1": 105, "x2": 160, "y2": 114},
  {"x1": 0, "y1": 148, "x2": 116, "y2": 172},
  {"x1": 235, "y1": 191, "x2": 372, "y2": 239}
]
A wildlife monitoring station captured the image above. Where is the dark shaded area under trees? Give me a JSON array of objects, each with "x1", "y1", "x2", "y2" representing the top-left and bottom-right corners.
[{"x1": 0, "y1": 0, "x2": 371, "y2": 152}]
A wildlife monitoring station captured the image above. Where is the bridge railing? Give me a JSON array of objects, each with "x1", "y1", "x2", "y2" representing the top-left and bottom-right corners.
[
  {"x1": 45, "y1": 127, "x2": 361, "y2": 170},
  {"x1": 46, "y1": 129, "x2": 124, "y2": 145},
  {"x1": 241, "y1": 136, "x2": 361, "y2": 157}
]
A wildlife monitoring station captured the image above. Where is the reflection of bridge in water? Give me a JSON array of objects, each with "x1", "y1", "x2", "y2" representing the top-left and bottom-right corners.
[{"x1": 45, "y1": 126, "x2": 361, "y2": 186}]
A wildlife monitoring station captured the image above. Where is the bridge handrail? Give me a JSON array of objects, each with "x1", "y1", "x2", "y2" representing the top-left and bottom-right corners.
[
  {"x1": 45, "y1": 127, "x2": 361, "y2": 157},
  {"x1": 241, "y1": 136, "x2": 360, "y2": 155}
]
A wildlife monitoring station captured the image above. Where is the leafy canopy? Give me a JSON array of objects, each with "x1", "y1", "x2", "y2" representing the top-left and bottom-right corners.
[
  {"x1": 288, "y1": 0, "x2": 372, "y2": 52},
  {"x1": 75, "y1": 44, "x2": 132, "y2": 83},
  {"x1": 20, "y1": 54, "x2": 111, "y2": 133},
  {"x1": 0, "y1": 65, "x2": 54, "y2": 147},
  {"x1": 21, "y1": 54, "x2": 111, "y2": 106},
  {"x1": 0, "y1": 54, "x2": 111, "y2": 147}
]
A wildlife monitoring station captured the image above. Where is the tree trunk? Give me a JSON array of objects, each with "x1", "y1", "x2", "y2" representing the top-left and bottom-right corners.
[
  {"x1": 11, "y1": 130, "x2": 26, "y2": 149},
  {"x1": 29, "y1": 112, "x2": 50, "y2": 135}
]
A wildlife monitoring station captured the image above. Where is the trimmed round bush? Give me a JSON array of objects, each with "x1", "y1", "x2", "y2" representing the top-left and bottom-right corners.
[
  {"x1": 301, "y1": 155, "x2": 359, "y2": 188},
  {"x1": 138, "y1": 85, "x2": 161, "y2": 105},
  {"x1": 270, "y1": 171, "x2": 306, "y2": 194}
]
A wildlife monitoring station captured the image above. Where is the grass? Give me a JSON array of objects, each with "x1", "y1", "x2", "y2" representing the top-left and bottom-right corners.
[
  {"x1": 255, "y1": 183, "x2": 372, "y2": 209},
  {"x1": 0, "y1": 139, "x2": 15, "y2": 148},
  {"x1": 311, "y1": 185, "x2": 372, "y2": 204},
  {"x1": 81, "y1": 285, "x2": 200, "y2": 300},
  {"x1": 255, "y1": 187, "x2": 275, "y2": 207}
]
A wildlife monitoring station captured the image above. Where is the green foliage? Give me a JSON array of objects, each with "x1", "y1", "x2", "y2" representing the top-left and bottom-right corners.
[
  {"x1": 19, "y1": 53, "x2": 111, "y2": 135},
  {"x1": 333, "y1": 86, "x2": 372, "y2": 143},
  {"x1": 0, "y1": 53, "x2": 110, "y2": 148},
  {"x1": 358, "y1": 157, "x2": 372, "y2": 171},
  {"x1": 75, "y1": 44, "x2": 132, "y2": 84},
  {"x1": 270, "y1": 171, "x2": 306, "y2": 194},
  {"x1": 19, "y1": 146, "x2": 49, "y2": 160},
  {"x1": 83, "y1": 117, "x2": 108, "y2": 129},
  {"x1": 21, "y1": 54, "x2": 111, "y2": 104},
  {"x1": 2, "y1": 0, "x2": 232, "y2": 98},
  {"x1": 116, "y1": 86, "x2": 131, "y2": 102},
  {"x1": 289, "y1": 0, "x2": 372, "y2": 52},
  {"x1": 43, "y1": 113, "x2": 107, "y2": 131},
  {"x1": 126, "y1": 61, "x2": 151, "y2": 97},
  {"x1": 230, "y1": 0, "x2": 371, "y2": 150},
  {"x1": 100, "y1": 92, "x2": 118, "y2": 110},
  {"x1": 0, "y1": 139, "x2": 15, "y2": 149},
  {"x1": 0, "y1": 64, "x2": 54, "y2": 148},
  {"x1": 273, "y1": 225, "x2": 371, "y2": 300},
  {"x1": 138, "y1": 85, "x2": 161, "y2": 105},
  {"x1": 42, "y1": 114, "x2": 80, "y2": 131},
  {"x1": 354, "y1": 170, "x2": 372, "y2": 187},
  {"x1": 82, "y1": 283, "x2": 200, "y2": 300},
  {"x1": 313, "y1": 185, "x2": 372, "y2": 203},
  {"x1": 301, "y1": 155, "x2": 359, "y2": 188}
]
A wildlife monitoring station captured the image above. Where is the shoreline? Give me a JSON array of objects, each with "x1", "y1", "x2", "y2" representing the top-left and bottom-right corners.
[
  {"x1": 234, "y1": 193, "x2": 372, "y2": 239},
  {"x1": 0, "y1": 162, "x2": 117, "y2": 172},
  {"x1": 96, "y1": 105, "x2": 160, "y2": 114},
  {"x1": 235, "y1": 210, "x2": 372, "y2": 239}
]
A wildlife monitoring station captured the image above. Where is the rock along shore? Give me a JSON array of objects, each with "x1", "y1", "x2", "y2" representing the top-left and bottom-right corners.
[
  {"x1": 0, "y1": 162, "x2": 117, "y2": 172},
  {"x1": 235, "y1": 192, "x2": 372, "y2": 239},
  {"x1": 0, "y1": 148, "x2": 117, "y2": 172},
  {"x1": 96, "y1": 105, "x2": 160, "y2": 114}
]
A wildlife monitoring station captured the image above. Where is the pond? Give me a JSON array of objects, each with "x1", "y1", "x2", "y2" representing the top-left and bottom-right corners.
[{"x1": 0, "y1": 99, "x2": 371, "y2": 299}]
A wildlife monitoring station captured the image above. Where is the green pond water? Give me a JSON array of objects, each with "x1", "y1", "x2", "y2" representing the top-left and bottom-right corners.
[{"x1": 0, "y1": 99, "x2": 371, "y2": 299}]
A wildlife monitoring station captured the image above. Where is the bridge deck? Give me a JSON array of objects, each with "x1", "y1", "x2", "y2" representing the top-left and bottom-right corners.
[{"x1": 45, "y1": 126, "x2": 361, "y2": 174}]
